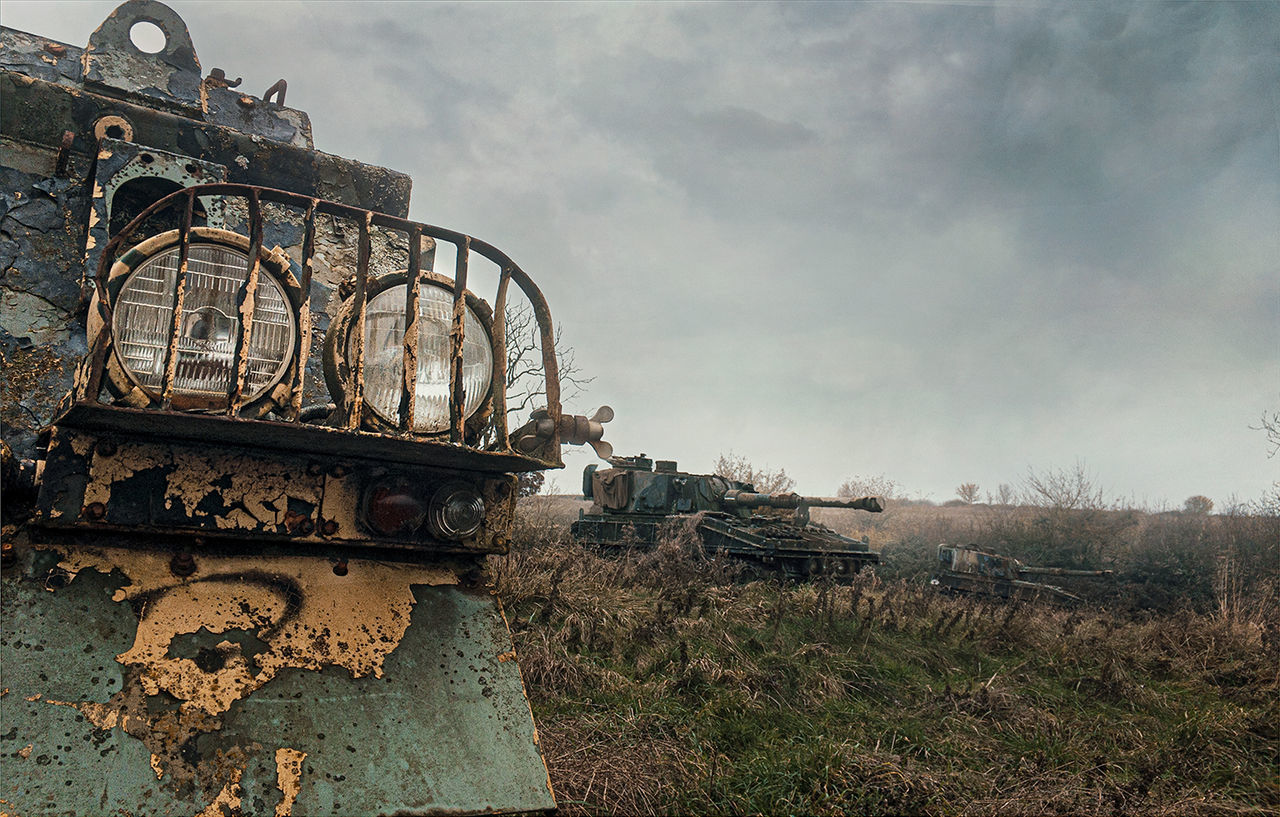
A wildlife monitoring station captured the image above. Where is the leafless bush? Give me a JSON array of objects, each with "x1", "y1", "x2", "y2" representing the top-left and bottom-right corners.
[
  {"x1": 1021, "y1": 461, "x2": 1107, "y2": 510},
  {"x1": 838, "y1": 473, "x2": 900, "y2": 502},
  {"x1": 713, "y1": 451, "x2": 795, "y2": 493}
]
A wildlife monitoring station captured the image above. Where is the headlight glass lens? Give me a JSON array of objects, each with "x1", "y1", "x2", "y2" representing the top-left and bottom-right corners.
[
  {"x1": 358, "y1": 283, "x2": 493, "y2": 433},
  {"x1": 113, "y1": 244, "x2": 295, "y2": 401},
  {"x1": 426, "y1": 482, "x2": 486, "y2": 540}
]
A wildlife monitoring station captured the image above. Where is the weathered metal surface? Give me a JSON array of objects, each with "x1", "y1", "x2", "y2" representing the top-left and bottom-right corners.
[
  {"x1": 1, "y1": 1, "x2": 571, "y2": 811},
  {"x1": 571, "y1": 456, "x2": 882, "y2": 579},
  {"x1": 1, "y1": 28, "x2": 412, "y2": 464},
  {"x1": 2, "y1": 538, "x2": 556, "y2": 815},
  {"x1": 31, "y1": 424, "x2": 514, "y2": 554},
  {"x1": 81, "y1": 0, "x2": 204, "y2": 116},
  {"x1": 52, "y1": 403, "x2": 553, "y2": 474}
]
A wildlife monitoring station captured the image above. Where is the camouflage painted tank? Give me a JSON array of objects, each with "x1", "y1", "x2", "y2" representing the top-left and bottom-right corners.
[
  {"x1": 931, "y1": 543, "x2": 1113, "y2": 605},
  {"x1": 571, "y1": 455, "x2": 883, "y2": 578},
  {"x1": 0, "y1": 2, "x2": 607, "y2": 812}
]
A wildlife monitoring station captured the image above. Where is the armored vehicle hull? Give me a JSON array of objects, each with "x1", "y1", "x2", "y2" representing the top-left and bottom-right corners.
[
  {"x1": 931, "y1": 544, "x2": 1112, "y2": 606},
  {"x1": 570, "y1": 456, "x2": 882, "y2": 579}
]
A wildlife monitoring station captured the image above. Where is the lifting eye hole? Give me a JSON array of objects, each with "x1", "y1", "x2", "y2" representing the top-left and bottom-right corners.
[{"x1": 129, "y1": 21, "x2": 166, "y2": 54}]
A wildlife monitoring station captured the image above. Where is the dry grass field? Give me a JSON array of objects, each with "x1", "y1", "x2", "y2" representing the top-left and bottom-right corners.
[{"x1": 493, "y1": 494, "x2": 1280, "y2": 816}]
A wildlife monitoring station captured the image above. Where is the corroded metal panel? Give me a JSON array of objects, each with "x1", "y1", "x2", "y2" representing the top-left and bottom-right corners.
[
  {"x1": 2, "y1": 540, "x2": 555, "y2": 815},
  {"x1": 34, "y1": 423, "x2": 519, "y2": 555},
  {"x1": 3, "y1": 3, "x2": 565, "y2": 812}
]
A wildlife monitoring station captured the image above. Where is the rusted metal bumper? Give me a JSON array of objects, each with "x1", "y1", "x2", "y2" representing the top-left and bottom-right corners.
[{"x1": 1, "y1": 538, "x2": 555, "y2": 815}]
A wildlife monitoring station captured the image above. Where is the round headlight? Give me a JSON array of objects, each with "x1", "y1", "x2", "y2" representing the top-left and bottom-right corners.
[
  {"x1": 354, "y1": 282, "x2": 493, "y2": 433},
  {"x1": 108, "y1": 234, "x2": 296, "y2": 405},
  {"x1": 426, "y1": 482, "x2": 486, "y2": 541}
]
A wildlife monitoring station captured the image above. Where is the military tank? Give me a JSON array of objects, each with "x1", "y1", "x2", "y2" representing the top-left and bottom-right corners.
[
  {"x1": 570, "y1": 455, "x2": 883, "y2": 578},
  {"x1": 931, "y1": 543, "x2": 1113, "y2": 605}
]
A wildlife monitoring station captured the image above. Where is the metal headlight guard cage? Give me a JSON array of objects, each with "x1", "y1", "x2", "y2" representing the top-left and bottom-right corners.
[{"x1": 75, "y1": 182, "x2": 563, "y2": 465}]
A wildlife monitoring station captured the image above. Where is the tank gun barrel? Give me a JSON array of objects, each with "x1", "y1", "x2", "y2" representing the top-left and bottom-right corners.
[
  {"x1": 1017, "y1": 565, "x2": 1113, "y2": 577},
  {"x1": 723, "y1": 490, "x2": 884, "y2": 513}
]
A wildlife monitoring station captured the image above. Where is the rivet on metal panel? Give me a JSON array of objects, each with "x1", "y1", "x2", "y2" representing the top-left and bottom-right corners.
[
  {"x1": 170, "y1": 552, "x2": 196, "y2": 577},
  {"x1": 1, "y1": 541, "x2": 15, "y2": 569},
  {"x1": 83, "y1": 502, "x2": 107, "y2": 520},
  {"x1": 332, "y1": 560, "x2": 348, "y2": 576},
  {"x1": 320, "y1": 519, "x2": 340, "y2": 537}
]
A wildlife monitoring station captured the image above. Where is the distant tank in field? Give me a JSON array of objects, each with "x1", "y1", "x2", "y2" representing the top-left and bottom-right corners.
[
  {"x1": 931, "y1": 544, "x2": 1113, "y2": 605},
  {"x1": 570, "y1": 455, "x2": 883, "y2": 578}
]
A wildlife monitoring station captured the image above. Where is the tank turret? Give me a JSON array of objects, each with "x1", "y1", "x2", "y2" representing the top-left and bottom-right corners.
[
  {"x1": 571, "y1": 456, "x2": 883, "y2": 578},
  {"x1": 931, "y1": 544, "x2": 1113, "y2": 605}
]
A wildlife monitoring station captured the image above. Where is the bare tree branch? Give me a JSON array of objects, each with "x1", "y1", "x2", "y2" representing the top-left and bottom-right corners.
[
  {"x1": 1252, "y1": 409, "x2": 1280, "y2": 458},
  {"x1": 955, "y1": 482, "x2": 980, "y2": 504},
  {"x1": 504, "y1": 300, "x2": 593, "y2": 422},
  {"x1": 713, "y1": 451, "x2": 795, "y2": 494}
]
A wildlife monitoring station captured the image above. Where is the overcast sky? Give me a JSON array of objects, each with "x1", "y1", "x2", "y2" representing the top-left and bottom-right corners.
[{"x1": 5, "y1": 0, "x2": 1278, "y2": 507}]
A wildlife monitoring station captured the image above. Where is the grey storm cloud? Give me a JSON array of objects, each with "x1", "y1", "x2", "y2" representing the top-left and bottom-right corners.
[{"x1": 3, "y1": 0, "x2": 1277, "y2": 505}]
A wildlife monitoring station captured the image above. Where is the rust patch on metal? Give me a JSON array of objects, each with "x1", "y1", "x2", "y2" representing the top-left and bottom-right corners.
[
  {"x1": 47, "y1": 546, "x2": 457, "y2": 714},
  {"x1": 195, "y1": 767, "x2": 243, "y2": 817},
  {"x1": 274, "y1": 747, "x2": 308, "y2": 817},
  {"x1": 33, "y1": 544, "x2": 457, "y2": 812}
]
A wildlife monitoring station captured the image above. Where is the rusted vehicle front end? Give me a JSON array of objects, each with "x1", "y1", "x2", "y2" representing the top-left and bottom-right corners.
[{"x1": 1, "y1": 2, "x2": 589, "y2": 812}]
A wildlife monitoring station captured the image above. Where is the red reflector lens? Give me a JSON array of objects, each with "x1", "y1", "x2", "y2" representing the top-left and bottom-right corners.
[{"x1": 365, "y1": 484, "x2": 426, "y2": 536}]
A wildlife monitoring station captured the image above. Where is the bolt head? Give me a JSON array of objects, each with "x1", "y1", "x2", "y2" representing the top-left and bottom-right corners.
[{"x1": 170, "y1": 553, "x2": 196, "y2": 577}]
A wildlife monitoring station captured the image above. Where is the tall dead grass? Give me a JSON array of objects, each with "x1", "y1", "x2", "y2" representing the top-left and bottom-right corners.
[{"x1": 491, "y1": 499, "x2": 1280, "y2": 816}]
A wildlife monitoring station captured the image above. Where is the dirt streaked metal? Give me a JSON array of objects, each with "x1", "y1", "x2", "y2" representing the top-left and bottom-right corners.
[
  {"x1": 2, "y1": 1, "x2": 564, "y2": 812},
  {"x1": 3, "y1": 539, "x2": 553, "y2": 814}
]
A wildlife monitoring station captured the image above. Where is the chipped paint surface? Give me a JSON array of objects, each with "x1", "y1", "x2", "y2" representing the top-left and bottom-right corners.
[
  {"x1": 274, "y1": 748, "x2": 307, "y2": 817},
  {"x1": 195, "y1": 768, "x2": 243, "y2": 817},
  {"x1": 48, "y1": 544, "x2": 457, "y2": 716},
  {"x1": 4, "y1": 540, "x2": 555, "y2": 814},
  {"x1": 38, "y1": 424, "x2": 521, "y2": 553},
  {"x1": 4, "y1": 1, "x2": 559, "y2": 812},
  {"x1": 29, "y1": 544, "x2": 457, "y2": 810}
]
